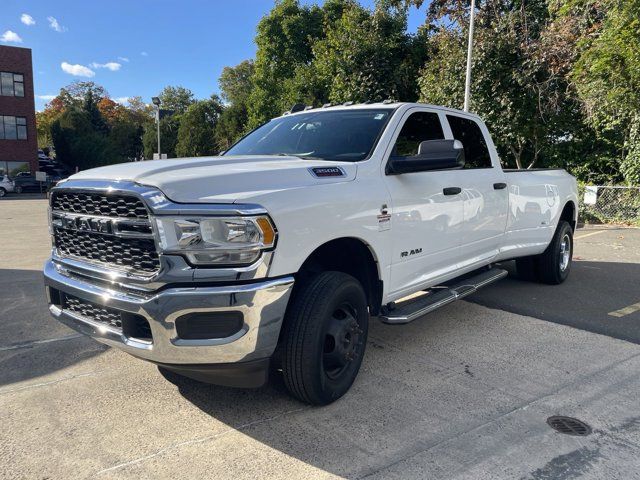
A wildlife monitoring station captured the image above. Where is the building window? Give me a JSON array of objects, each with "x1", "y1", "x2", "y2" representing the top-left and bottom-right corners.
[
  {"x1": 0, "y1": 116, "x2": 27, "y2": 140},
  {"x1": 1, "y1": 72, "x2": 25, "y2": 97},
  {"x1": 0, "y1": 161, "x2": 30, "y2": 177}
]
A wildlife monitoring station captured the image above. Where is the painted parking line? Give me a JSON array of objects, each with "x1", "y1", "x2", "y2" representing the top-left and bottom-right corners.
[
  {"x1": 608, "y1": 302, "x2": 640, "y2": 318},
  {"x1": 574, "y1": 230, "x2": 606, "y2": 240}
]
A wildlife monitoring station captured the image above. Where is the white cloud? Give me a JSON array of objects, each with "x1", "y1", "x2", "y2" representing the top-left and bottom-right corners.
[
  {"x1": 118, "y1": 56, "x2": 129, "y2": 63},
  {"x1": 61, "y1": 62, "x2": 95, "y2": 78},
  {"x1": 1, "y1": 30, "x2": 23, "y2": 43},
  {"x1": 21, "y1": 14, "x2": 36, "y2": 26},
  {"x1": 140, "y1": 51, "x2": 148, "y2": 56},
  {"x1": 47, "y1": 16, "x2": 67, "y2": 32},
  {"x1": 90, "y1": 61, "x2": 122, "y2": 71},
  {"x1": 37, "y1": 94, "x2": 56, "y2": 101},
  {"x1": 114, "y1": 97, "x2": 131, "y2": 105}
]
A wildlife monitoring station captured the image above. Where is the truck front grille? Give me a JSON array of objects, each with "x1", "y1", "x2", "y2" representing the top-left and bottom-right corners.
[
  {"x1": 53, "y1": 228, "x2": 160, "y2": 274},
  {"x1": 51, "y1": 191, "x2": 149, "y2": 219},
  {"x1": 64, "y1": 294, "x2": 123, "y2": 330},
  {"x1": 51, "y1": 189, "x2": 160, "y2": 276}
]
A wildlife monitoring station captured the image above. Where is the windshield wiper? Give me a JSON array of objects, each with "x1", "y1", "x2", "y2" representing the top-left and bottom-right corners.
[{"x1": 274, "y1": 153, "x2": 323, "y2": 160}]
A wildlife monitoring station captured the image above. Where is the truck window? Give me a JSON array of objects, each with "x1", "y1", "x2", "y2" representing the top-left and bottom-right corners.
[
  {"x1": 224, "y1": 109, "x2": 392, "y2": 162},
  {"x1": 392, "y1": 112, "x2": 444, "y2": 157},
  {"x1": 446, "y1": 115, "x2": 492, "y2": 168}
]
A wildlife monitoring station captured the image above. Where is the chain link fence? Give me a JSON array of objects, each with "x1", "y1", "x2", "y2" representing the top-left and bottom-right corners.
[{"x1": 580, "y1": 185, "x2": 640, "y2": 224}]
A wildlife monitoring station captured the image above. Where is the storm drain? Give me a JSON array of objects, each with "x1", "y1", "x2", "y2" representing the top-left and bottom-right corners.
[{"x1": 547, "y1": 416, "x2": 592, "y2": 436}]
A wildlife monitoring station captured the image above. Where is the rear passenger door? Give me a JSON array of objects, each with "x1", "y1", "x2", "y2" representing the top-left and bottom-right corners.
[
  {"x1": 384, "y1": 109, "x2": 465, "y2": 298},
  {"x1": 444, "y1": 114, "x2": 508, "y2": 267}
]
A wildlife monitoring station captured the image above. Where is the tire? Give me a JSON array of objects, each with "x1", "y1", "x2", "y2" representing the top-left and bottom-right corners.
[
  {"x1": 516, "y1": 220, "x2": 573, "y2": 285},
  {"x1": 15, "y1": 185, "x2": 22, "y2": 194},
  {"x1": 0, "y1": 188, "x2": 5, "y2": 198},
  {"x1": 536, "y1": 220, "x2": 573, "y2": 284},
  {"x1": 281, "y1": 271, "x2": 369, "y2": 405},
  {"x1": 516, "y1": 256, "x2": 539, "y2": 281}
]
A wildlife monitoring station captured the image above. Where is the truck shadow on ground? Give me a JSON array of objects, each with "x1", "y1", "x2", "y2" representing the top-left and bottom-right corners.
[
  {"x1": 0, "y1": 268, "x2": 107, "y2": 388},
  {"x1": 469, "y1": 259, "x2": 640, "y2": 344}
]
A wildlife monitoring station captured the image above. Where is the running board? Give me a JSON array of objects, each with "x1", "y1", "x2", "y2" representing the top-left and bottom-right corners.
[{"x1": 379, "y1": 268, "x2": 508, "y2": 325}]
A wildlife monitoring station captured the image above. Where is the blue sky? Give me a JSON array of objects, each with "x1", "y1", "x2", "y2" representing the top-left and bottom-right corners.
[{"x1": 1, "y1": 0, "x2": 428, "y2": 111}]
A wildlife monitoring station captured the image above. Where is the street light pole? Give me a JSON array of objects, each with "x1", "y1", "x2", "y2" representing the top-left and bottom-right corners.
[
  {"x1": 463, "y1": 0, "x2": 476, "y2": 112},
  {"x1": 152, "y1": 97, "x2": 161, "y2": 158}
]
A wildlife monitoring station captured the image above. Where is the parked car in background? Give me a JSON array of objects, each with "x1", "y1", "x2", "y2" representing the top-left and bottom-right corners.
[
  {"x1": 0, "y1": 175, "x2": 15, "y2": 197},
  {"x1": 13, "y1": 174, "x2": 45, "y2": 193}
]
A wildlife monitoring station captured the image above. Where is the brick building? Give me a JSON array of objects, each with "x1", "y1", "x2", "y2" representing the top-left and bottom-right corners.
[{"x1": 0, "y1": 45, "x2": 37, "y2": 176}]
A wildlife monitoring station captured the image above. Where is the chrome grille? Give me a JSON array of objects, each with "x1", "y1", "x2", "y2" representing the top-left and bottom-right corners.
[
  {"x1": 53, "y1": 228, "x2": 160, "y2": 274},
  {"x1": 51, "y1": 191, "x2": 149, "y2": 219},
  {"x1": 64, "y1": 294, "x2": 123, "y2": 330},
  {"x1": 51, "y1": 189, "x2": 160, "y2": 276}
]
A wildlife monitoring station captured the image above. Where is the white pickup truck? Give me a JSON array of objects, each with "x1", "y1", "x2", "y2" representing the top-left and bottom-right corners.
[{"x1": 44, "y1": 102, "x2": 578, "y2": 405}]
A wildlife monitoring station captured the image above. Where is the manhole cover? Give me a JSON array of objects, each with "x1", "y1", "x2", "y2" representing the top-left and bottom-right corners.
[{"x1": 547, "y1": 416, "x2": 592, "y2": 436}]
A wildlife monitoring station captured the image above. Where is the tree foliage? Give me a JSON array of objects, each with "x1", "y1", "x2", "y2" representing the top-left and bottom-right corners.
[
  {"x1": 37, "y1": 0, "x2": 639, "y2": 184},
  {"x1": 44, "y1": 82, "x2": 150, "y2": 170},
  {"x1": 176, "y1": 97, "x2": 224, "y2": 157}
]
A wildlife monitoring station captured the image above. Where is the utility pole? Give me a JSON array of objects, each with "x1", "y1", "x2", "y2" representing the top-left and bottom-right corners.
[
  {"x1": 463, "y1": 0, "x2": 476, "y2": 112},
  {"x1": 152, "y1": 97, "x2": 161, "y2": 158}
]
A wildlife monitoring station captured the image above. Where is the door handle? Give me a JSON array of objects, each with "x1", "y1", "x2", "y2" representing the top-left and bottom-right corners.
[
  {"x1": 493, "y1": 182, "x2": 507, "y2": 190},
  {"x1": 443, "y1": 187, "x2": 462, "y2": 196}
]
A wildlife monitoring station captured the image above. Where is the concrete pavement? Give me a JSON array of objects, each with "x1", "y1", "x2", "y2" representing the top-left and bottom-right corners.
[{"x1": 1, "y1": 198, "x2": 639, "y2": 479}]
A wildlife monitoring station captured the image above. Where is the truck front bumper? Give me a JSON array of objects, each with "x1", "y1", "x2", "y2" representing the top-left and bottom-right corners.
[{"x1": 43, "y1": 260, "x2": 294, "y2": 386}]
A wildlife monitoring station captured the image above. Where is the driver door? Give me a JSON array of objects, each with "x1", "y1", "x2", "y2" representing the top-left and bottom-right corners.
[{"x1": 383, "y1": 109, "x2": 465, "y2": 299}]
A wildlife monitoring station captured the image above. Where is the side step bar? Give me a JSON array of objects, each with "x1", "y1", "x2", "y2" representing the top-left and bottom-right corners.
[{"x1": 379, "y1": 268, "x2": 508, "y2": 325}]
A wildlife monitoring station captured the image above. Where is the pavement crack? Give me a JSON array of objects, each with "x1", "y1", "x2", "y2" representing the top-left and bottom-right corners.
[
  {"x1": 0, "y1": 333, "x2": 83, "y2": 352},
  {"x1": 94, "y1": 406, "x2": 310, "y2": 476},
  {"x1": 0, "y1": 371, "x2": 101, "y2": 395}
]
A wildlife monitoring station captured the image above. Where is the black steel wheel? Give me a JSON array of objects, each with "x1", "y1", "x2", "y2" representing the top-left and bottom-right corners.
[{"x1": 280, "y1": 271, "x2": 369, "y2": 405}]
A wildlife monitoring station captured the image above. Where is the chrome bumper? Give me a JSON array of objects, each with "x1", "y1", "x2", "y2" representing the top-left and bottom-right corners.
[{"x1": 43, "y1": 260, "x2": 294, "y2": 365}]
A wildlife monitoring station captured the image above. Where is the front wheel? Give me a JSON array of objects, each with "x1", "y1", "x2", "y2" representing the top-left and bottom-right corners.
[
  {"x1": 280, "y1": 271, "x2": 369, "y2": 405},
  {"x1": 14, "y1": 185, "x2": 22, "y2": 194},
  {"x1": 0, "y1": 188, "x2": 5, "y2": 198}
]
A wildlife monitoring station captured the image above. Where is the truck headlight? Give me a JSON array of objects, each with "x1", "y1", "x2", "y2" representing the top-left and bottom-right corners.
[{"x1": 155, "y1": 216, "x2": 276, "y2": 266}]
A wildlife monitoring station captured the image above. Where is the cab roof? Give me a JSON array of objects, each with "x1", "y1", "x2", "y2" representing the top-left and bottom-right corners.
[{"x1": 279, "y1": 101, "x2": 482, "y2": 121}]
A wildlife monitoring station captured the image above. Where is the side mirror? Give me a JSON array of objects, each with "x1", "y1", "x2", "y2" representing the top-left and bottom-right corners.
[{"x1": 387, "y1": 139, "x2": 465, "y2": 175}]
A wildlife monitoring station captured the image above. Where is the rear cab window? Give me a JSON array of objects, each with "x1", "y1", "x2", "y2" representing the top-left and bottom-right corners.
[{"x1": 445, "y1": 115, "x2": 492, "y2": 169}]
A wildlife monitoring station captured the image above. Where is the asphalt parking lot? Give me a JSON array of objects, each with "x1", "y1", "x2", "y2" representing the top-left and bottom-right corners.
[{"x1": 1, "y1": 197, "x2": 639, "y2": 479}]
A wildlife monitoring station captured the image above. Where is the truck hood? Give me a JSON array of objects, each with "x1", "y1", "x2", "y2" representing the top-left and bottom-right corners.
[{"x1": 68, "y1": 155, "x2": 357, "y2": 203}]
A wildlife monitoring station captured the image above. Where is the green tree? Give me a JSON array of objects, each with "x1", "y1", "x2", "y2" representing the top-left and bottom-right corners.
[
  {"x1": 214, "y1": 103, "x2": 249, "y2": 152},
  {"x1": 176, "y1": 97, "x2": 224, "y2": 157},
  {"x1": 219, "y1": 60, "x2": 255, "y2": 106},
  {"x1": 248, "y1": 0, "x2": 325, "y2": 126},
  {"x1": 51, "y1": 109, "x2": 117, "y2": 170},
  {"x1": 158, "y1": 86, "x2": 196, "y2": 114},
  {"x1": 82, "y1": 89, "x2": 109, "y2": 134},
  {"x1": 568, "y1": 0, "x2": 640, "y2": 183},
  {"x1": 312, "y1": 2, "x2": 417, "y2": 103}
]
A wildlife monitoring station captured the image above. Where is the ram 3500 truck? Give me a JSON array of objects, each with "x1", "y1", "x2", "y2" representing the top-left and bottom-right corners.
[{"x1": 44, "y1": 102, "x2": 578, "y2": 405}]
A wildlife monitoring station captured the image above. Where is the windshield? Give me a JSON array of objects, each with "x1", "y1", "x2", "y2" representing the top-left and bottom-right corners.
[{"x1": 225, "y1": 109, "x2": 392, "y2": 162}]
